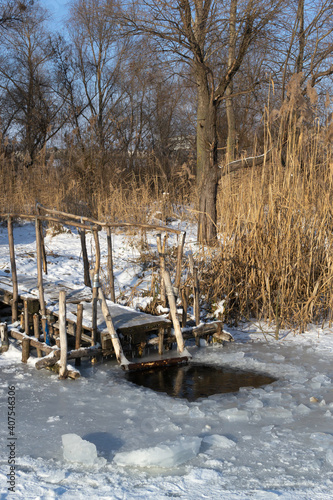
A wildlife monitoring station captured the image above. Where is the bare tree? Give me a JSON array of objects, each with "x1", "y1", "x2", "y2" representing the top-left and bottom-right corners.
[
  {"x1": 225, "y1": 0, "x2": 237, "y2": 162},
  {"x1": 67, "y1": 0, "x2": 128, "y2": 154},
  {"x1": 0, "y1": 2, "x2": 68, "y2": 164},
  {"x1": 0, "y1": 0, "x2": 32, "y2": 29},
  {"x1": 280, "y1": 0, "x2": 333, "y2": 100},
  {"x1": 120, "y1": 0, "x2": 285, "y2": 243}
]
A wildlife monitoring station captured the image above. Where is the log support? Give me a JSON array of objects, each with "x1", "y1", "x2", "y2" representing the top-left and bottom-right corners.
[
  {"x1": 59, "y1": 290, "x2": 68, "y2": 379},
  {"x1": 75, "y1": 303, "x2": 83, "y2": 367},
  {"x1": 162, "y1": 269, "x2": 185, "y2": 353},
  {"x1": 8, "y1": 216, "x2": 18, "y2": 322},
  {"x1": 21, "y1": 337, "x2": 30, "y2": 363},
  {"x1": 33, "y1": 313, "x2": 42, "y2": 357},
  {"x1": 0, "y1": 323, "x2": 9, "y2": 352}
]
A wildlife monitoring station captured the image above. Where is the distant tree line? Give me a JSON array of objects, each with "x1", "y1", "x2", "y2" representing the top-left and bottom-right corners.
[{"x1": 1, "y1": 0, "x2": 333, "y2": 241}]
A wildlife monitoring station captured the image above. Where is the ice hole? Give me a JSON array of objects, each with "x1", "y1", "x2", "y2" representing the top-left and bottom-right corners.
[{"x1": 125, "y1": 363, "x2": 277, "y2": 401}]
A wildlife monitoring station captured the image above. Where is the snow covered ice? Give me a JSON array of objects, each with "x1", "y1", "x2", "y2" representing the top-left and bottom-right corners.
[
  {"x1": 113, "y1": 436, "x2": 202, "y2": 468},
  {"x1": 62, "y1": 434, "x2": 107, "y2": 466},
  {"x1": 1, "y1": 222, "x2": 333, "y2": 498},
  {"x1": 202, "y1": 434, "x2": 236, "y2": 448}
]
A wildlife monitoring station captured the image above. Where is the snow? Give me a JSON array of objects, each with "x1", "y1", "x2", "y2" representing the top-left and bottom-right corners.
[
  {"x1": 202, "y1": 434, "x2": 236, "y2": 449},
  {"x1": 62, "y1": 434, "x2": 107, "y2": 466},
  {"x1": 113, "y1": 436, "x2": 202, "y2": 468},
  {"x1": 1, "y1": 222, "x2": 333, "y2": 498}
]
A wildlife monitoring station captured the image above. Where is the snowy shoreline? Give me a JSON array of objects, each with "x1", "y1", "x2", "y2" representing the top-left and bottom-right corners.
[
  {"x1": 1, "y1": 327, "x2": 333, "y2": 499},
  {"x1": 1, "y1": 222, "x2": 333, "y2": 498}
]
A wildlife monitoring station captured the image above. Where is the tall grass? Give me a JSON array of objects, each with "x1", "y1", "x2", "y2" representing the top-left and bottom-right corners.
[
  {"x1": 1, "y1": 77, "x2": 332, "y2": 331},
  {"x1": 206, "y1": 80, "x2": 333, "y2": 330},
  {"x1": 0, "y1": 147, "x2": 196, "y2": 223}
]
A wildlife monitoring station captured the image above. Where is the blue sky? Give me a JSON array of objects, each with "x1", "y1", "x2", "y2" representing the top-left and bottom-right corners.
[{"x1": 43, "y1": 0, "x2": 69, "y2": 26}]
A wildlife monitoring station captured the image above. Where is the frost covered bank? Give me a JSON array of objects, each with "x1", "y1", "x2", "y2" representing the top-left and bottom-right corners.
[{"x1": 1, "y1": 328, "x2": 333, "y2": 499}]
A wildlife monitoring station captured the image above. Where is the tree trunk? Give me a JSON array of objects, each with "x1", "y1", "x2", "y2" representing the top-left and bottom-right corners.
[
  {"x1": 196, "y1": 88, "x2": 219, "y2": 244},
  {"x1": 296, "y1": 0, "x2": 305, "y2": 73},
  {"x1": 226, "y1": 0, "x2": 237, "y2": 162}
]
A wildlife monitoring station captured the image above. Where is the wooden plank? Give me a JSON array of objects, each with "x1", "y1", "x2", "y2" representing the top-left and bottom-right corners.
[
  {"x1": 156, "y1": 234, "x2": 166, "y2": 307},
  {"x1": 35, "y1": 218, "x2": 46, "y2": 341},
  {"x1": 158, "y1": 325, "x2": 164, "y2": 355},
  {"x1": 193, "y1": 267, "x2": 200, "y2": 328},
  {"x1": 35, "y1": 204, "x2": 182, "y2": 234},
  {"x1": 9, "y1": 329, "x2": 54, "y2": 354},
  {"x1": 91, "y1": 230, "x2": 100, "y2": 348},
  {"x1": 33, "y1": 313, "x2": 42, "y2": 357},
  {"x1": 75, "y1": 303, "x2": 83, "y2": 366},
  {"x1": 80, "y1": 229, "x2": 91, "y2": 288},
  {"x1": 35, "y1": 345, "x2": 102, "y2": 370},
  {"x1": 174, "y1": 232, "x2": 186, "y2": 293},
  {"x1": 58, "y1": 290, "x2": 68, "y2": 379},
  {"x1": 36, "y1": 204, "x2": 47, "y2": 274},
  {"x1": 107, "y1": 226, "x2": 116, "y2": 302},
  {"x1": 24, "y1": 299, "x2": 29, "y2": 334},
  {"x1": 0, "y1": 323, "x2": 9, "y2": 352},
  {"x1": 181, "y1": 286, "x2": 190, "y2": 327},
  {"x1": 127, "y1": 356, "x2": 189, "y2": 371},
  {"x1": 162, "y1": 269, "x2": 185, "y2": 353},
  {"x1": 0, "y1": 276, "x2": 171, "y2": 339},
  {"x1": 7, "y1": 217, "x2": 18, "y2": 322},
  {"x1": 98, "y1": 285, "x2": 129, "y2": 366}
]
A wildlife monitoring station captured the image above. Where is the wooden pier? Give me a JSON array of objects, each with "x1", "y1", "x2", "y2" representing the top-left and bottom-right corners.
[{"x1": 0, "y1": 205, "x2": 225, "y2": 379}]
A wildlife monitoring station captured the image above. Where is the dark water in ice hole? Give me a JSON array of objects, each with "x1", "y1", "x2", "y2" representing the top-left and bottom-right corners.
[{"x1": 125, "y1": 363, "x2": 277, "y2": 402}]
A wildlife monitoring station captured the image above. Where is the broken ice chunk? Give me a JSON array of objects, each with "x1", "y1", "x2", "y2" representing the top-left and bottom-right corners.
[
  {"x1": 203, "y1": 434, "x2": 236, "y2": 448},
  {"x1": 113, "y1": 436, "x2": 202, "y2": 468},
  {"x1": 62, "y1": 434, "x2": 106, "y2": 466},
  {"x1": 218, "y1": 408, "x2": 249, "y2": 421},
  {"x1": 326, "y1": 449, "x2": 333, "y2": 466}
]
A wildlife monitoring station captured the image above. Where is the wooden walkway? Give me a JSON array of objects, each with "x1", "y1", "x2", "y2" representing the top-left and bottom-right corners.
[
  {"x1": 0, "y1": 273, "x2": 172, "y2": 348},
  {"x1": 0, "y1": 206, "x2": 225, "y2": 378}
]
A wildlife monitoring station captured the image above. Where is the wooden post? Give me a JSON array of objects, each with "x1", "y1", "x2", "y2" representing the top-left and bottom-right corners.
[
  {"x1": 181, "y1": 286, "x2": 190, "y2": 327},
  {"x1": 158, "y1": 325, "x2": 164, "y2": 355},
  {"x1": 107, "y1": 226, "x2": 116, "y2": 302},
  {"x1": 36, "y1": 205, "x2": 47, "y2": 274},
  {"x1": 24, "y1": 299, "x2": 29, "y2": 334},
  {"x1": 75, "y1": 303, "x2": 83, "y2": 367},
  {"x1": 80, "y1": 229, "x2": 91, "y2": 288},
  {"x1": 35, "y1": 217, "x2": 46, "y2": 340},
  {"x1": 7, "y1": 216, "x2": 18, "y2": 322},
  {"x1": 188, "y1": 251, "x2": 194, "y2": 275},
  {"x1": 35, "y1": 350, "x2": 61, "y2": 369},
  {"x1": 0, "y1": 323, "x2": 9, "y2": 352},
  {"x1": 98, "y1": 285, "x2": 129, "y2": 366},
  {"x1": 41, "y1": 317, "x2": 47, "y2": 343},
  {"x1": 157, "y1": 234, "x2": 166, "y2": 307},
  {"x1": 33, "y1": 313, "x2": 42, "y2": 357},
  {"x1": 174, "y1": 232, "x2": 186, "y2": 293},
  {"x1": 162, "y1": 269, "x2": 185, "y2": 353},
  {"x1": 21, "y1": 337, "x2": 30, "y2": 363},
  {"x1": 59, "y1": 290, "x2": 68, "y2": 379},
  {"x1": 193, "y1": 267, "x2": 200, "y2": 327},
  {"x1": 91, "y1": 230, "x2": 100, "y2": 348}
]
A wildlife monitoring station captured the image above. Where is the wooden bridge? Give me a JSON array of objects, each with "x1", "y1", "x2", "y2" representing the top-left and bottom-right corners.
[{"x1": 0, "y1": 205, "x2": 223, "y2": 379}]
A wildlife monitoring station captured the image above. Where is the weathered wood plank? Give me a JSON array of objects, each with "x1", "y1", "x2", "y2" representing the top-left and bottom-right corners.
[
  {"x1": 163, "y1": 269, "x2": 185, "y2": 353},
  {"x1": 58, "y1": 290, "x2": 68, "y2": 379},
  {"x1": 9, "y1": 329, "x2": 54, "y2": 354},
  {"x1": 0, "y1": 323, "x2": 9, "y2": 352},
  {"x1": 7, "y1": 217, "x2": 18, "y2": 322}
]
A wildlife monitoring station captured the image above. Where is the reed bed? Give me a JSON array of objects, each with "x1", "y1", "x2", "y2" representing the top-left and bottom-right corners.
[
  {"x1": 1, "y1": 83, "x2": 332, "y2": 331},
  {"x1": 205, "y1": 100, "x2": 333, "y2": 330}
]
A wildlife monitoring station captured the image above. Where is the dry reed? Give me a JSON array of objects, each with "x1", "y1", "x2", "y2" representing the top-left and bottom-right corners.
[
  {"x1": 203, "y1": 81, "x2": 333, "y2": 330},
  {"x1": 1, "y1": 78, "x2": 332, "y2": 332}
]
